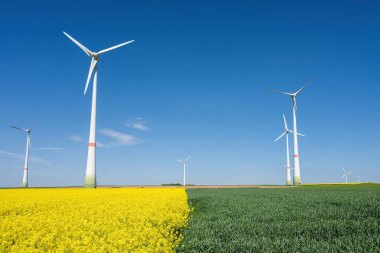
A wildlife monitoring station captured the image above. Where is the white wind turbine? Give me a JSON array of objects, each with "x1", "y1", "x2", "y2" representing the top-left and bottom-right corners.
[
  {"x1": 356, "y1": 175, "x2": 360, "y2": 184},
  {"x1": 11, "y1": 126, "x2": 32, "y2": 188},
  {"x1": 63, "y1": 32, "x2": 134, "y2": 188},
  {"x1": 272, "y1": 81, "x2": 311, "y2": 186},
  {"x1": 342, "y1": 168, "x2": 352, "y2": 184},
  {"x1": 275, "y1": 114, "x2": 304, "y2": 186},
  {"x1": 177, "y1": 156, "x2": 191, "y2": 186}
]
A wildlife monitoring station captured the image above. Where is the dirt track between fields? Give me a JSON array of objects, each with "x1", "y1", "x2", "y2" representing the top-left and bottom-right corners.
[
  {"x1": 185, "y1": 185, "x2": 294, "y2": 189},
  {"x1": 99, "y1": 185, "x2": 294, "y2": 189},
  {"x1": 0, "y1": 185, "x2": 295, "y2": 189}
]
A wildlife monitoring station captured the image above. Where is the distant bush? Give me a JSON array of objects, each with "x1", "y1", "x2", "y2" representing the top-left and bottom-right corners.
[{"x1": 162, "y1": 183, "x2": 182, "y2": 186}]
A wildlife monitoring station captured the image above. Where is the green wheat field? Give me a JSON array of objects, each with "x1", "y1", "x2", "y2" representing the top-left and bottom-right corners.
[{"x1": 180, "y1": 184, "x2": 380, "y2": 252}]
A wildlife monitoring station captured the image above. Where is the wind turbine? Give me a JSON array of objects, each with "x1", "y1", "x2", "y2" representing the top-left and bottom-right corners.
[
  {"x1": 10, "y1": 126, "x2": 32, "y2": 188},
  {"x1": 356, "y1": 175, "x2": 360, "y2": 184},
  {"x1": 342, "y1": 168, "x2": 352, "y2": 184},
  {"x1": 63, "y1": 32, "x2": 134, "y2": 188},
  {"x1": 275, "y1": 114, "x2": 304, "y2": 186},
  {"x1": 177, "y1": 156, "x2": 191, "y2": 186},
  {"x1": 272, "y1": 81, "x2": 311, "y2": 185}
]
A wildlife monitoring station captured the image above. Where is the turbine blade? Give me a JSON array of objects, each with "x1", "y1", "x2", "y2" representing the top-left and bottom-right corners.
[
  {"x1": 185, "y1": 156, "x2": 192, "y2": 162},
  {"x1": 176, "y1": 159, "x2": 184, "y2": 163},
  {"x1": 271, "y1": 90, "x2": 293, "y2": 96},
  {"x1": 10, "y1": 126, "x2": 27, "y2": 132},
  {"x1": 283, "y1": 114, "x2": 288, "y2": 130},
  {"x1": 342, "y1": 168, "x2": 347, "y2": 173},
  {"x1": 27, "y1": 135, "x2": 31, "y2": 148},
  {"x1": 97, "y1": 40, "x2": 134, "y2": 55},
  {"x1": 289, "y1": 130, "x2": 305, "y2": 137},
  {"x1": 274, "y1": 132, "x2": 286, "y2": 142},
  {"x1": 295, "y1": 80, "x2": 313, "y2": 96},
  {"x1": 63, "y1": 32, "x2": 92, "y2": 57},
  {"x1": 84, "y1": 59, "x2": 98, "y2": 95}
]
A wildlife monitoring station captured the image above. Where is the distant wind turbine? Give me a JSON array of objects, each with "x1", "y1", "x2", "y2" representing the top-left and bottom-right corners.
[
  {"x1": 177, "y1": 156, "x2": 191, "y2": 186},
  {"x1": 63, "y1": 32, "x2": 134, "y2": 188},
  {"x1": 10, "y1": 126, "x2": 32, "y2": 188},
  {"x1": 356, "y1": 175, "x2": 360, "y2": 184},
  {"x1": 342, "y1": 168, "x2": 352, "y2": 184},
  {"x1": 275, "y1": 114, "x2": 304, "y2": 185},
  {"x1": 272, "y1": 81, "x2": 311, "y2": 185}
]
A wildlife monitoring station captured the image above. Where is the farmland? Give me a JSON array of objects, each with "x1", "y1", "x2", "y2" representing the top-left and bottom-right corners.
[
  {"x1": 1, "y1": 185, "x2": 379, "y2": 252},
  {"x1": 0, "y1": 188, "x2": 189, "y2": 252},
  {"x1": 181, "y1": 184, "x2": 380, "y2": 252}
]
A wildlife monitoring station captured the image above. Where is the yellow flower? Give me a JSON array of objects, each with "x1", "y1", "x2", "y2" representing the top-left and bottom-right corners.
[{"x1": 0, "y1": 188, "x2": 190, "y2": 252}]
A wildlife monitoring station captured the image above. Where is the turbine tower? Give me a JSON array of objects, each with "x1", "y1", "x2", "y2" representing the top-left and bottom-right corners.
[
  {"x1": 272, "y1": 81, "x2": 311, "y2": 186},
  {"x1": 177, "y1": 156, "x2": 191, "y2": 186},
  {"x1": 275, "y1": 114, "x2": 304, "y2": 185},
  {"x1": 283, "y1": 165, "x2": 290, "y2": 185},
  {"x1": 11, "y1": 126, "x2": 32, "y2": 188},
  {"x1": 342, "y1": 168, "x2": 352, "y2": 184},
  {"x1": 64, "y1": 32, "x2": 134, "y2": 188}
]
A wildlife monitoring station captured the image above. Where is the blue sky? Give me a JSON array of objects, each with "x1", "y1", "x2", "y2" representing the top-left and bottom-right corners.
[{"x1": 0, "y1": 0, "x2": 379, "y2": 187}]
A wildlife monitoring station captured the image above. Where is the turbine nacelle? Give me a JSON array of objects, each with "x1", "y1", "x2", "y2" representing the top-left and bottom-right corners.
[
  {"x1": 342, "y1": 167, "x2": 352, "y2": 175},
  {"x1": 342, "y1": 167, "x2": 353, "y2": 183},
  {"x1": 271, "y1": 80, "x2": 313, "y2": 106},
  {"x1": 177, "y1": 156, "x2": 191, "y2": 186},
  {"x1": 10, "y1": 125, "x2": 32, "y2": 134},
  {"x1": 274, "y1": 114, "x2": 305, "y2": 142},
  {"x1": 177, "y1": 156, "x2": 192, "y2": 164},
  {"x1": 272, "y1": 81, "x2": 312, "y2": 186},
  {"x1": 63, "y1": 31, "x2": 134, "y2": 188},
  {"x1": 63, "y1": 32, "x2": 134, "y2": 95},
  {"x1": 10, "y1": 125, "x2": 32, "y2": 152},
  {"x1": 91, "y1": 54, "x2": 99, "y2": 60}
]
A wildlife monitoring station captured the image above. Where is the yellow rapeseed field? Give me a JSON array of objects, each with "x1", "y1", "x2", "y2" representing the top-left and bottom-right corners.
[{"x1": 0, "y1": 188, "x2": 190, "y2": 252}]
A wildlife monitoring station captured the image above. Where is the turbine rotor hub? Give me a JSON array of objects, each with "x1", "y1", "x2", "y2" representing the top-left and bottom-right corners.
[{"x1": 91, "y1": 54, "x2": 99, "y2": 60}]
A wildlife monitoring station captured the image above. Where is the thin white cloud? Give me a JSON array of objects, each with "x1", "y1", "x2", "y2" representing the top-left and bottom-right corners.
[
  {"x1": 99, "y1": 129, "x2": 140, "y2": 147},
  {"x1": 97, "y1": 141, "x2": 105, "y2": 148},
  {"x1": 0, "y1": 150, "x2": 54, "y2": 167},
  {"x1": 69, "y1": 135, "x2": 105, "y2": 148},
  {"x1": 132, "y1": 122, "x2": 150, "y2": 131},
  {"x1": 33, "y1": 147, "x2": 64, "y2": 151},
  {"x1": 69, "y1": 135, "x2": 85, "y2": 142},
  {"x1": 124, "y1": 118, "x2": 150, "y2": 131}
]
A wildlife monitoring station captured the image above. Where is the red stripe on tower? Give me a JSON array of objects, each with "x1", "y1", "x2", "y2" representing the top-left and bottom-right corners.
[
  {"x1": 88, "y1": 142, "x2": 96, "y2": 147},
  {"x1": 293, "y1": 154, "x2": 299, "y2": 158}
]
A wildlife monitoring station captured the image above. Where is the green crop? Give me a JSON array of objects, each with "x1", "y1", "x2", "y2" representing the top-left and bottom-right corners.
[{"x1": 180, "y1": 184, "x2": 380, "y2": 252}]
